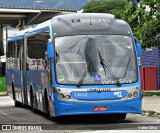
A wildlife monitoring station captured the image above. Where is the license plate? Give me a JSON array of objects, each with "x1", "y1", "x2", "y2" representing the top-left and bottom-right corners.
[{"x1": 93, "y1": 106, "x2": 108, "y2": 111}]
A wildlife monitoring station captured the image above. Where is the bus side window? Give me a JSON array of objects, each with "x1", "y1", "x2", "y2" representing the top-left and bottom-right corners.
[
  {"x1": 27, "y1": 31, "x2": 50, "y2": 71},
  {"x1": 15, "y1": 40, "x2": 23, "y2": 70},
  {"x1": 7, "y1": 41, "x2": 15, "y2": 69}
]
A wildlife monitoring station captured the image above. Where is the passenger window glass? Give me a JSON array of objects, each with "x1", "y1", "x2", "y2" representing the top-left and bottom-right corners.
[
  {"x1": 27, "y1": 31, "x2": 50, "y2": 70},
  {"x1": 7, "y1": 41, "x2": 23, "y2": 70}
]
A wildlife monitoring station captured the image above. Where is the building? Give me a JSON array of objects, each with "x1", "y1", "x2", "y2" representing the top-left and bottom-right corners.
[{"x1": 0, "y1": 0, "x2": 91, "y2": 54}]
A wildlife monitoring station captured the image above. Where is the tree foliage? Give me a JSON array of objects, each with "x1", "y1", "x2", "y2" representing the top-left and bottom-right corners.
[
  {"x1": 83, "y1": 0, "x2": 128, "y2": 19},
  {"x1": 83, "y1": 0, "x2": 160, "y2": 47},
  {"x1": 124, "y1": 0, "x2": 160, "y2": 47}
]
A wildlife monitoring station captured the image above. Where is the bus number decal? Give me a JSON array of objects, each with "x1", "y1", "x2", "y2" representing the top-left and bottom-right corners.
[
  {"x1": 114, "y1": 91, "x2": 122, "y2": 97},
  {"x1": 75, "y1": 93, "x2": 88, "y2": 97}
]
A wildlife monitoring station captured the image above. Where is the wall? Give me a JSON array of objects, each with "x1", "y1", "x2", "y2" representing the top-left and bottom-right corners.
[{"x1": 141, "y1": 47, "x2": 160, "y2": 89}]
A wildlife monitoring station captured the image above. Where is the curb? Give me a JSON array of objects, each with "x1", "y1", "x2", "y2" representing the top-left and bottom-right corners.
[
  {"x1": 143, "y1": 91, "x2": 160, "y2": 96},
  {"x1": 142, "y1": 110, "x2": 160, "y2": 119},
  {"x1": 0, "y1": 92, "x2": 7, "y2": 96}
]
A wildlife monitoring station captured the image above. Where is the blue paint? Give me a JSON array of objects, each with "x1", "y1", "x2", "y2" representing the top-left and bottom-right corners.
[
  {"x1": 47, "y1": 43, "x2": 54, "y2": 59},
  {"x1": 71, "y1": 91, "x2": 127, "y2": 100},
  {"x1": 54, "y1": 94, "x2": 142, "y2": 116},
  {"x1": 135, "y1": 42, "x2": 142, "y2": 57}
]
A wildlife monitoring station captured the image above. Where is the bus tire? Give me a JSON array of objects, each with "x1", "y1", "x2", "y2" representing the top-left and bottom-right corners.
[
  {"x1": 117, "y1": 114, "x2": 126, "y2": 119},
  {"x1": 30, "y1": 87, "x2": 33, "y2": 108},
  {"x1": 44, "y1": 90, "x2": 54, "y2": 120},
  {"x1": 12, "y1": 82, "x2": 15, "y2": 100},
  {"x1": 32, "y1": 94, "x2": 38, "y2": 114},
  {"x1": 15, "y1": 101, "x2": 22, "y2": 107},
  {"x1": 12, "y1": 83, "x2": 22, "y2": 107}
]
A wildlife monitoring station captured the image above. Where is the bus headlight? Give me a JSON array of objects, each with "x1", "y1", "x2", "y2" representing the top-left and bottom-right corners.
[
  {"x1": 58, "y1": 94, "x2": 64, "y2": 99},
  {"x1": 127, "y1": 93, "x2": 132, "y2": 98},
  {"x1": 133, "y1": 91, "x2": 139, "y2": 97},
  {"x1": 65, "y1": 95, "x2": 71, "y2": 100}
]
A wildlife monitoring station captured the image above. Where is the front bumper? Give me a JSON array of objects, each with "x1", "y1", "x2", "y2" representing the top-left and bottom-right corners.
[{"x1": 54, "y1": 97, "x2": 142, "y2": 116}]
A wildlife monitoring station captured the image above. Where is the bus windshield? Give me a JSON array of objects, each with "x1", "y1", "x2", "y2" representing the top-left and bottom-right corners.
[{"x1": 55, "y1": 35, "x2": 137, "y2": 85}]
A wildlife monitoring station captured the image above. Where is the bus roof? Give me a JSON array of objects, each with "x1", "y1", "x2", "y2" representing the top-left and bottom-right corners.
[
  {"x1": 8, "y1": 19, "x2": 51, "y2": 42},
  {"x1": 8, "y1": 13, "x2": 133, "y2": 42},
  {"x1": 51, "y1": 13, "x2": 133, "y2": 37}
]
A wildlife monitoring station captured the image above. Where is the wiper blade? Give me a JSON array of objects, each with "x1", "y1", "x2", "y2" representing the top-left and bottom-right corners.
[
  {"x1": 77, "y1": 62, "x2": 93, "y2": 88},
  {"x1": 97, "y1": 49, "x2": 107, "y2": 75},
  {"x1": 97, "y1": 48, "x2": 121, "y2": 86},
  {"x1": 55, "y1": 51, "x2": 60, "y2": 62}
]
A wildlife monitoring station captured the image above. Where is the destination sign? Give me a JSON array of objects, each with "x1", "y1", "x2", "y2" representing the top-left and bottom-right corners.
[
  {"x1": 72, "y1": 18, "x2": 111, "y2": 23},
  {"x1": 87, "y1": 88, "x2": 111, "y2": 92}
]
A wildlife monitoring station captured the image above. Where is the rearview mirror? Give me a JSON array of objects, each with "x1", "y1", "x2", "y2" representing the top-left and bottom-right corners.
[
  {"x1": 135, "y1": 38, "x2": 142, "y2": 57},
  {"x1": 47, "y1": 43, "x2": 54, "y2": 59},
  {"x1": 136, "y1": 42, "x2": 142, "y2": 57}
]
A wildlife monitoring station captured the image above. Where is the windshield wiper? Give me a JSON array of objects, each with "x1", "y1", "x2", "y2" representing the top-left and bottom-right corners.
[
  {"x1": 77, "y1": 62, "x2": 93, "y2": 88},
  {"x1": 55, "y1": 51, "x2": 60, "y2": 62},
  {"x1": 97, "y1": 48, "x2": 121, "y2": 86}
]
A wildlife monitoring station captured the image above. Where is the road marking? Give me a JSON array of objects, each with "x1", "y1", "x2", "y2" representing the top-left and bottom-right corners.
[{"x1": 0, "y1": 110, "x2": 19, "y2": 121}]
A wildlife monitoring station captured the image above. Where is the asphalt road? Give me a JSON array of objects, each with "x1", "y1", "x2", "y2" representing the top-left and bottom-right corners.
[{"x1": 0, "y1": 96, "x2": 160, "y2": 131}]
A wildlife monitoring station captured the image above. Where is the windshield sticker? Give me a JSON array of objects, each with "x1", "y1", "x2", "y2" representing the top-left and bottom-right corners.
[
  {"x1": 58, "y1": 75, "x2": 65, "y2": 82},
  {"x1": 127, "y1": 46, "x2": 132, "y2": 49},
  {"x1": 94, "y1": 75, "x2": 101, "y2": 81}
]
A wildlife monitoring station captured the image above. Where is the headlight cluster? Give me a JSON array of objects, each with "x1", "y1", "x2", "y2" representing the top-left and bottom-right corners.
[
  {"x1": 133, "y1": 91, "x2": 139, "y2": 97},
  {"x1": 127, "y1": 93, "x2": 132, "y2": 98},
  {"x1": 127, "y1": 91, "x2": 139, "y2": 99},
  {"x1": 58, "y1": 93, "x2": 71, "y2": 100}
]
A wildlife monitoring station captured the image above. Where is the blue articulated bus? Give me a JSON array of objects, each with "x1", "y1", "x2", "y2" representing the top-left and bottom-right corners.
[{"x1": 7, "y1": 13, "x2": 142, "y2": 119}]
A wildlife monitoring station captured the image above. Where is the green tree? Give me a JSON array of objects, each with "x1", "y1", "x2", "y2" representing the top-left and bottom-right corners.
[
  {"x1": 124, "y1": 0, "x2": 160, "y2": 47},
  {"x1": 83, "y1": 0, "x2": 128, "y2": 19}
]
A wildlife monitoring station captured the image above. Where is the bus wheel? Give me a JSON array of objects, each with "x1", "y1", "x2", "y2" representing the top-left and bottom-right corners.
[
  {"x1": 12, "y1": 83, "x2": 22, "y2": 107},
  {"x1": 32, "y1": 94, "x2": 38, "y2": 114},
  {"x1": 15, "y1": 100, "x2": 22, "y2": 107},
  {"x1": 30, "y1": 88, "x2": 33, "y2": 108},
  {"x1": 44, "y1": 91, "x2": 54, "y2": 120},
  {"x1": 116, "y1": 114, "x2": 126, "y2": 119}
]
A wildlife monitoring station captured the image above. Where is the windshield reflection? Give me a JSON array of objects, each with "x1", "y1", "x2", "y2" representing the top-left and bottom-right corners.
[{"x1": 55, "y1": 35, "x2": 137, "y2": 85}]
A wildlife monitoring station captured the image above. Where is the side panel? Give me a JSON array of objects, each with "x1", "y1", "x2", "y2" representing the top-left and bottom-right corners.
[
  {"x1": 6, "y1": 69, "x2": 22, "y2": 100},
  {"x1": 26, "y1": 29, "x2": 52, "y2": 113},
  {"x1": 7, "y1": 26, "x2": 55, "y2": 115},
  {"x1": 6, "y1": 41, "x2": 23, "y2": 103}
]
